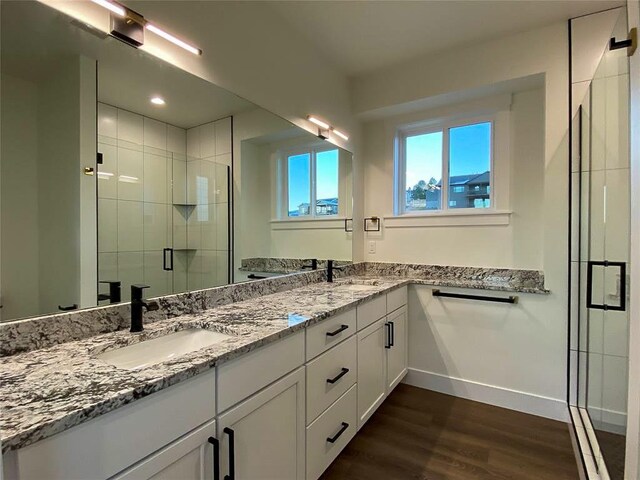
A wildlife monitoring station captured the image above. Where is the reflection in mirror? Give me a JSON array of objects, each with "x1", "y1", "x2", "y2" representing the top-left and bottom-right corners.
[
  {"x1": 234, "y1": 110, "x2": 353, "y2": 281},
  {"x1": 0, "y1": 0, "x2": 353, "y2": 323}
]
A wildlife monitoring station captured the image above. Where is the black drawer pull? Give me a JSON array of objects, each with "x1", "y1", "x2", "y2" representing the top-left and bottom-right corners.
[
  {"x1": 223, "y1": 427, "x2": 235, "y2": 480},
  {"x1": 326, "y1": 324, "x2": 349, "y2": 337},
  {"x1": 385, "y1": 322, "x2": 392, "y2": 349},
  {"x1": 207, "y1": 436, "x2": 220, "y2": 480},
  {"x1": 389, "y1": 320, "x2": 395, "y2": 347},
  {"x1": 327, "y1": 367, "x2": 349, "y2": 384},
  {"x1": 327, "y1": 422, "x2": 349, "y2": 443}
]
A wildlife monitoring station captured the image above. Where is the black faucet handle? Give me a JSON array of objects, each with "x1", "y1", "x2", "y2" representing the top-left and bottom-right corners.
[
  {"x1": 131, "y1": 284, "x2": 150, "y2": 300},
  {"x1": 301, "y1": 259, "x2": 318, "y2": 270},
  {"x1": 99, "y1": 280, "x2": 121, "y2": 286},
  {"x1": 144, "y1": 300, "x2": 160, "y2": 312}
]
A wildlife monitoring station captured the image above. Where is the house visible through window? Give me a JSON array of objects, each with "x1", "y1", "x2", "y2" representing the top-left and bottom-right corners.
[
  {"x1": 287, "y1": 148, "x2": 339, "y2": 217},
  {"x1": 399, "y1": 119, "x2": 492, "y2": 214}
]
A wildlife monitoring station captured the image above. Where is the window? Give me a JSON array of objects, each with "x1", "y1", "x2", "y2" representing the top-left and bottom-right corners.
[
  {"x1": 398, "y1": 119, "x2": 492, "y2": 214},
  {"x1": 286, "y1": 148, "x2": 339, "y2": 217}
]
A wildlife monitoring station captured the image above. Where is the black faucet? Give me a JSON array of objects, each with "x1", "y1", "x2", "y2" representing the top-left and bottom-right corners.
[
  {"x1": 327, "y1": 260, "x2": 345, "y2": 283},
  {"x1": 98, "y1": 280, "x2": 121, "y2": 304},
  {"x1": 130, "y1": 285, "x2": 159, "y2": 333},
  {"x1": 302, "y1": 259, "x2": 318, "y2": 271}
]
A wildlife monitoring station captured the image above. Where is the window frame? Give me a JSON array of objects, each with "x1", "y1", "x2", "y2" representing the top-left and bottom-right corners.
[
  {"x1": 395, "y1": 114, "x2": 496, "y2": 216},
  {"x1": 281, "y1": 144, "x2": 340, "y2": 219}
]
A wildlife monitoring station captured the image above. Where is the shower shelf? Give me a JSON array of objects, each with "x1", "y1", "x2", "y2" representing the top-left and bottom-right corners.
[{"x1": 173, "y1": 203, "x2": 197, "y2": 207}]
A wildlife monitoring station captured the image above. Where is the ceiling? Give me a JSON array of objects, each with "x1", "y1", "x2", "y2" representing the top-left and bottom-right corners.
[
  {"x1": 1, "y1": 1, "x2": 256, "y2": 129},
  {"x1": 266, "y1": 0, "x2": 623, "y2": 76}
]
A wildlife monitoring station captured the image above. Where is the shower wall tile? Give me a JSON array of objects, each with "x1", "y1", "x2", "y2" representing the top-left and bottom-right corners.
[
  {"x1": 215, "y1": 163, "x2": 229, "y2": 202},
  {"x1": 187, "y1": 127, "x2": 201, "y2": 159},
  {"x1": 216, "y1": 203, "x2": 229, "y2": 250},
  {"x1": 117, "y1": 251, "x2": 144, "y2": 302},
  {"x1": 143, "y1": 117, "x2": 167, "y2": 151},
  {"x1": 98, "y1": 143, "x2": 118, "y2": 200},
  {"x1": 98, "y1": 103, "x2": 117, "y2": 138},
  {"x1": 215, "y1": 117, "x2": 231, "y2": 154},
  {"x1": 201, "y1": 122, "x2": 216, "y2": 158},
  {"x1": 117, "y1": 200, "x2": 143, "y2": 252},
  {"x1": 172, "y1": 206, "x2": 188, "y2": 250},
  {"x1": 186, "y1": 160, "x2": 200, "y2": 205},
  {"x1": 143, "y1": 152, "x2": 170, "y2": 204},
  {"x1": 216, "y1": 250, "x2": 229, "y2": 286},
  {"x1": 143, "y1": 203, "x2": 170, "y2": 251},
  {"x1": 167, "y1": 125, "x2": 186, "y2": 154},
  {"x1": 117, "y1": 110, "x2": 143, "y2": 145},
  {"x1": 215, "y1": 152, "x2": 232, "y2": 167},
  {"x1": 98, "y1": 253, "x2": 118, "y2": 284},
  {"x1": 143, "y1": 251, "x2": 172, "y2": 298},
  {"x1": 98, "y1": 198, "x2": 118, "y2": 253},
  {"x1": 117, "y1": 147, "x2": 144, "y2": 201},
  {"x1": 172, "y1": 155, "x2": 187, "y2": 205}
]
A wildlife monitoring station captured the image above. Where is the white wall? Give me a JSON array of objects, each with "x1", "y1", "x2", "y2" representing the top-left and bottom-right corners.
[{"x1": 354, "y1": 23, "x2": 571, "y2": 418}]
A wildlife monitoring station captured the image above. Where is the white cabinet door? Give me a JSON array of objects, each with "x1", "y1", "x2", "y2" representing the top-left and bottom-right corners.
[
  {"x1": 111, "y1": 420, "x2": 217, "y2": 480},
  {"x1": 217, "y1": 368, "x2": 305, "y2": 480},
  {"x1": 386, "y1": 305, "x2": 408, "y2": 392},
  {"x1": 356, "y1": 318, "x2": 387, "y2": 429}
]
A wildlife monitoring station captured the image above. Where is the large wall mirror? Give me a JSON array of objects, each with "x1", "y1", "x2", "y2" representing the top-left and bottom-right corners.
[{"x1": 0, "y1": 0, "x2": 353, "y2": 322}]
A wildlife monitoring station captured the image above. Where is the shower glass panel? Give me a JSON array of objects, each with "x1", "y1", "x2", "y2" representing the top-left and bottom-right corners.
[
  {"x1": 575, "y1": 11, "x2": 630, "y2": 479},
  {"x1": 97, "y1": 107, "x2": 230, "y2": 303}
]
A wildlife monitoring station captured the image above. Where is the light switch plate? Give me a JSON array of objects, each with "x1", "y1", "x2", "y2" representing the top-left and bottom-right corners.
[{"x1": 368, "y1": 241, "x2": 376, "y2": 254}]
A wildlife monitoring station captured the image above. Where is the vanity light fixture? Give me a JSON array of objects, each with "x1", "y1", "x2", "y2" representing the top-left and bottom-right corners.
[
  {"x1": 150, "y1": 96, "x2": 166, "y2": 105},
  {"x1": 146, "y1": 24, "x2": 202, "y2": 56},
  {"x1": 332, "y1": 129, "x2": 349, "y2": 141},
  {"x1": 307, "y1": 116, "x2": 349, "y2": 142},
  {"x1": 91, "y1": 0, "x2": 126, "y2": 17},
  {"x1": 307, "y1": 115, "x2": 330, "y2": 130}
]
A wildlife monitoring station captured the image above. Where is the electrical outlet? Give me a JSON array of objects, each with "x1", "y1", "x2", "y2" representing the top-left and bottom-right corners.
[{"x1": 368, "y1": 241, "x2": 376, "y2": 254}]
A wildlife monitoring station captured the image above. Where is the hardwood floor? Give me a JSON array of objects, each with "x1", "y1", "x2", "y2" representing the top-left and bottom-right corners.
[{"x1": 321, "y1": 385, "x2": 580, "y2": 480}]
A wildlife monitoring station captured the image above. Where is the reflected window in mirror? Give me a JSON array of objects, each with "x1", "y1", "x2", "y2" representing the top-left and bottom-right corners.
[{"x1": 285, "y1": 147, "x2": 339, "y2": 218}]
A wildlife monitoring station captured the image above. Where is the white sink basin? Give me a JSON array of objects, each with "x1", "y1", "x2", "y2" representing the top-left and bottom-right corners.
[
  {"x1": 97, "y1": 329, "x2": 232, "y2": 370},
  {"x1": 334, "y1": 279, "x2": 381, "y2": 291}
]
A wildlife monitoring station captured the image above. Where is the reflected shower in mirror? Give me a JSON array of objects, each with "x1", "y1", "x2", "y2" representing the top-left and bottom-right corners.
[{"x1": 0, "y1": 0, "x2": 353, "y2": 323}]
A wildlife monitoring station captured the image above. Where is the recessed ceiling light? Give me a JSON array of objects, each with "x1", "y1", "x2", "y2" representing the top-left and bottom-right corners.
[{"x1": 150, "y1": 96, "x2": 166, "y2": 106}]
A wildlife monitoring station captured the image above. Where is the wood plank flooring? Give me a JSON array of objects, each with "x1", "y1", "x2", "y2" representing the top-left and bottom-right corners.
[{"x1": 321, "y1": 384, "x2": 580, "y2": 480}]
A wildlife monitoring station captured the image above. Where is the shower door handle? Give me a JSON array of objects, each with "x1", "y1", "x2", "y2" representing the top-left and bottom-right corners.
[
  {"x1": 163, "y1": 248, "x2": 174, "y2": 271},
  {"x1": 586, "y1": 260, "x2": 626, "y2": 311}
]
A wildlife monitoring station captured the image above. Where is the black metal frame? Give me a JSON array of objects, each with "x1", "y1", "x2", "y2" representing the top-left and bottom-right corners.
[
  {"x1": 586, "y1": 260, "x2": 627, "y2": 311},
  {"x1": 163, "y1": 248, "x2": 174, "y2": 271},
  {"x1": 364, "y1": 217, "x2": 380, "y2": 232},
  {"x1": 344, "y1": 218, "x2": 353, "y2": 232},
  {"x1": 432, "y1": 289, "x2": 518, "y2": 304}
]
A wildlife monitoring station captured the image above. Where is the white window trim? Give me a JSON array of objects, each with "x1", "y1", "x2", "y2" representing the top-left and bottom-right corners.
[
  {"x1": 278, "y1": 144, "x2": 341, "y2": 220},
  {"x1": 395, "y1": 114, "x2": 497, "y2": 217}
]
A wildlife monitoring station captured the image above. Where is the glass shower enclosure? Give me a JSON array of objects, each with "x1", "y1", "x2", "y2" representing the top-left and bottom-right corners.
[{"x1": 571, "y1": 9, "x2": 631, "y2": 480}]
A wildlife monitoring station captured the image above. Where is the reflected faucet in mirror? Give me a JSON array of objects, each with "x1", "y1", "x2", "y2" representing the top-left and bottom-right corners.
[
  {"x1": 130, "y1": 285, "x2": 159, "y2": 333},
  {"x1": 98, "y1": 281, "x2": 122, "y2": 304},
  {"x1": 302, "y1": 259, "x2": 318, "y2": 271},
  {"x1": 327, "y1": 260, "x2": 345, "y2": 283}
]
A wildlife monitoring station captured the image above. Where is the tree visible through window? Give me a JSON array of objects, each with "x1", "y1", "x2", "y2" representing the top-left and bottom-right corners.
[
  {"x1": 287, "y1": 148, "x2": 339, "y2": 217},
  {"x1": 402, "y1": 120, "x2": 492, "y2": 213}
]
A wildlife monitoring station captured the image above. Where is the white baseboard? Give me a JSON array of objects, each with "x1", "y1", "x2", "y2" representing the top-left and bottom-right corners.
[{"x1": 403, "y1": 368, "x2": 570, "y2": 422}]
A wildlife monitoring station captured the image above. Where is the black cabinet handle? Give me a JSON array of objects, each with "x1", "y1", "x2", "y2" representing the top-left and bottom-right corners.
[
  {"x1": 327, "y1": 422, "x2": 349, "y2": 443},
  {"x1": 326, "y1": 367, "x2": 349, "y2": 384},
  {"x1": 326, "y1": 324, "x2": 349, "y2": 337},
  {"x1": 389, "y1": 321, "x2": 395, "y2": 347},
  {"x1": 385, "y1": 322, "x2": 391, "y2": 349},
  {"x1": 208, "y1": 437, "x2": 220, "y2": 480},
  {"x1": 163, "y1": 248, "x2": 174, "y2": 271},
  {"x1": 247, "y1": 273, "x2": 267, "y2": 280},
  {"x1": 223, "y1": 427, "x2": 235, "y2": 480}
]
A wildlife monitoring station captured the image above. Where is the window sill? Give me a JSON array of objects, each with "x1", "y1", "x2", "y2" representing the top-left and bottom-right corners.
[
  {"x1": 384, "y1": 210, "x2": 511, "y2": 228},
  {"x1": 271, "y1": 216, "x2": 348, "y2": 230}
]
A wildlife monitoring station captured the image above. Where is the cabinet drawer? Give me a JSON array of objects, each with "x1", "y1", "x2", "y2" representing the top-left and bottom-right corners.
[
  {"x1": 306, "y1": 309, "x2": 356, "y2": 361},
  {"x1": 306, "y1": 335, "x2": 357, "y2": 423},
  {"x1": 306, "y1": 384, "x2": 357, "y2": 480},
  {"x1": 356, "y1": 294, "x2": 386, "y2": 331},
  {"x1": 11, "y1": 370, "x2": 216, "y2": 480},
  {"x1": 218, "y1": 331, "x2": 304, "y2": 413},
  {"x1": 387, "y1": 286, "x2": 407, "y2": 313}
]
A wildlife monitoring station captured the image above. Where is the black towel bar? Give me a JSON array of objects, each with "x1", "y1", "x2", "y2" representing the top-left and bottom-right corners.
[{"x1": 432, "y1": 289, "x2": 518, "y2": 304}]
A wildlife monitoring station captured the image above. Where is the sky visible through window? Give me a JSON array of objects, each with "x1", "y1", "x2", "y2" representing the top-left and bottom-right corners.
[
  {"x1": 288, "y1": 149, "x2": 339, "y2": 216},
  {"x1": 405, "y1": 122, "x2": 491, "y2": 187}
]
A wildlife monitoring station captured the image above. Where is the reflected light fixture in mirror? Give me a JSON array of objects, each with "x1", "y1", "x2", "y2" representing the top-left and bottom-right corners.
[
  {"x1": 332, "y1": 129, "x2": 349, "y2": 141},
  {"x1": 307, "y1": 115, "x2": 349, "y2": 141},
  {"x1": 307, "y1": 115, "x2": 330, "y2": 130},
  {"x1": 146, "y1": 24, "x2": 202, "y2": 56},
  {"x1": 91, "y1": 0, "x2": 125, "y2": 17},
  {"x1": 150, "y1": 96, "x2": 166, "y2": 105}
]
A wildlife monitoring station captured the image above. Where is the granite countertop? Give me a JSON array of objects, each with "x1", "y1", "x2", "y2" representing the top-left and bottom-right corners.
[{"x1": 0, "y1": 276, "x2": 407, "y2": 453}]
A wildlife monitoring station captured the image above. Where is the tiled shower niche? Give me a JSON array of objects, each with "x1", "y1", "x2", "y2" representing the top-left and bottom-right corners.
[{"x1": 97, "y1": 103, "x2": 231, "y2": 302}]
